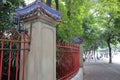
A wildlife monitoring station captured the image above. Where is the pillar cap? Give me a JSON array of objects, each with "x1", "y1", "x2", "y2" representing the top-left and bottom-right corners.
[
  {"x1": 16, "y1": 0, "x2": 61, "y2": 23},
  {"x1": 73, "y1": 35, "x2": 83, "y2": 44}
]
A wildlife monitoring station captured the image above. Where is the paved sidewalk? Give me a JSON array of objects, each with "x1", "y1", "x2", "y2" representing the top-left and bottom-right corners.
[
  {"x1": 84, "y1": 60, "x2": 120, "y2": 80},
  {"x1": 71, "y1": 68, "x2": 83, "y2": 80}
]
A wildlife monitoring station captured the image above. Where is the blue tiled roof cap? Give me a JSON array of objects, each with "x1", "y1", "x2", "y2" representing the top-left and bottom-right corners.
[
  {"x1": 16, "y1": 0, "x2": 61, "y2": 21},
  {"x1": 73, "y1": 35, "x2": 83, "y2": 43}
]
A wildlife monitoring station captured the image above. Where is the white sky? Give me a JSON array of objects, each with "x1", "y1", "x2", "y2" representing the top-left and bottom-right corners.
[{"x1": 25, "y1": 0, "x2": 36, "y2": 5}]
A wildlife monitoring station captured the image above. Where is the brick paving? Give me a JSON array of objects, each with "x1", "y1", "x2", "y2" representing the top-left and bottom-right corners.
[{"x1": 84, "y1": 60, "x2": 120, "y2": 80}]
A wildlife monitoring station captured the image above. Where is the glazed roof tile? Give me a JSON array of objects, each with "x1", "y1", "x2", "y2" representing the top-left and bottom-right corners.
[{"x1": 16, "y1": 0, "x2": 61, "y2": 21}]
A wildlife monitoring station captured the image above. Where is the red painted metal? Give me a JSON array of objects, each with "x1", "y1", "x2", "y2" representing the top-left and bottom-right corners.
[
  {"x1": 15, "y1": 38, "x2": 20, "y2": 80},
  {"x1": 8, "y1": 37, "x2": 12, "y2": 80},
  {"x1": 0, "y1": 34, "x2": 4, "y2": 80},
  {"x1": 56, "y1": 41, "x2": 80, "y2": 80},
  {"x1": 21, "y1": 32, "x2": 30, "y2": 80},
  {"x1": 0, "y1": 30, "x2": 30, "y2": 80}
]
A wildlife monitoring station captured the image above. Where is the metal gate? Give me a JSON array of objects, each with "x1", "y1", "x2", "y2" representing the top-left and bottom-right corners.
[{"x1": 0, "y1": 30, "x2": 30, "y2": 80}]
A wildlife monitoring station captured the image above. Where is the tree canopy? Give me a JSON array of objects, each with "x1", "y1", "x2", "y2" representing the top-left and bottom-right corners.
[{"x1": 56, "y1": 0, "x2": 120, "y2": 63}]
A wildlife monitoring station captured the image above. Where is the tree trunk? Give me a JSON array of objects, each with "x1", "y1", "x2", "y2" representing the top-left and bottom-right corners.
[
  {"x1": 0, "y1": 1, "x2": 2, "y2": 8},
  {"x1": 93, "y1": 47, "x2": 96, "y2": 62},
  {"x1": 107, "y1": 37, "x2": 112, "y2": 63},
  {"x1": 55, "y1": 0, "x2": 59, "y2": 10},
  {"x1": 46, "y1": 0, "x2": 52, "y2": 7},
  {"x1": 67, "y1": 0, "x2": 71, "y2": 18}
]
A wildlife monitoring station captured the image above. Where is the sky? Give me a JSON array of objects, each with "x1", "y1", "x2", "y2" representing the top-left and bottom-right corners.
[{"x1": 25, "y1": 0, "x2": 36, "y2": 5}]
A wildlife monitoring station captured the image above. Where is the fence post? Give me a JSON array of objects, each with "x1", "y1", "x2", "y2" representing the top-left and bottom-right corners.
[
  {"x1": 72, "y1": 36, "x2": 83, "y2": 80},
  {"x1": 16, "y1": 1, "x2": 61, "y2": 80},
  {"x1": 79, "y1": 44, "x2": 83, "y2": 67}
]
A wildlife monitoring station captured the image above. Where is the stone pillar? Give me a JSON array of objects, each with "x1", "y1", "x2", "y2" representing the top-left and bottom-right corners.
[
  {"x1": 73, "y1": 35, "x2": 83, "y2": 67},
  {"x1": 72, "y1": 36, "x2": 83, "y2": 80},
  {"x1": 79, "y1": 44, "x2": 83, "y2": 67},
  {"x1": 16, "y1": 1, "x2": 61, "y2": 80},
  {"x1": 24, "y1": 17, "x2": 57, "y2": 80}
]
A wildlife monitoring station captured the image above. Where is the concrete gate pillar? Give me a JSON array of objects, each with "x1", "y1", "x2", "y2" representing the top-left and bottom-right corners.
[
  {"x1": 24, "y1": 16, "x2": 57, "y2": 80},
  {"x1": 16, "y1": 1, "x2": 61, "y2": 80},
  {"x1": 73, "y1": 35, "x2": 83, "y2": 67},
  {"x1": 72, "y1": 36, "x2": 83, "y2": 80},
  {"x1": 79, "y1": 44, "x2": 83, "y2": 67}
]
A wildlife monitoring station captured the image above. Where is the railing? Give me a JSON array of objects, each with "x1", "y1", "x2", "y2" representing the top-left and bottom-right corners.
[
  {"x1": 56, "y1": 41, "x2": 80, "y2": 80},
  {"x1": 0, "y1": 30, "x2": 30, "y2": 80}
]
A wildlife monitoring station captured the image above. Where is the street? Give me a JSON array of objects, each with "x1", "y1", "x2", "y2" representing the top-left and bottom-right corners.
[{"x1": 84, "y1": 60, "x2": 120, "y2": 80}]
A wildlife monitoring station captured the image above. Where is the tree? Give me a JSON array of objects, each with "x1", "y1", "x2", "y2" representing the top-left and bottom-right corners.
[
  {"x1": 0, "y1": 0, "x2": 25, "y2": 79},
  {"x1": 55, "y1": 0, "x2": 59, "y2": 10},
  {"x1": 0, "y1": 0, "x2": 2, "y2": 9},
  {"x1": 56, "y1": 0, "x2": 88, "y2": 42},
  {"x1": 43, "y1": 0, "x2": 120, "y2": 63},
  {"x1": 82, "y1": 13, "x2": 102, "y2": 61},
  {"x1": 0, "y1": 0, "x2": 25, "y2": 31},
  {"x1": 46, "y1": 0, "x2": 52, "y2": 7},
  {"x1": 45, "y1": 0, "x2": 59, "y2": 10},
  {"x1": 91, "y1": 0, "x2": 120, "y2": 63}
]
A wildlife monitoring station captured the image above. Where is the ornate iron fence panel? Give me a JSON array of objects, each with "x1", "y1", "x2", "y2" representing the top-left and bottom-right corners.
[
  {"x1": 0, "y1": 30, "x2": 30, "y2": 80},
  {"x1": 56, "y1": 41, "x2": 80, "y2": 80}
]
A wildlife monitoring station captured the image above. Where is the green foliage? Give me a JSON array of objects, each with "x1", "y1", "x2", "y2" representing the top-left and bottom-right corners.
[
  {"x1": 75, "y1": 0, "x2": 120, "y2": 54},
  {"x1": 0, "y1": 0, "x2": 25, "y2": 79},
  {"x1": 56, "y1": 0, "x2": 88, "y2": 42},
  {"x1": 0, "y1": 0, "x2": 25, "y2": 31},
  {"x1": 95, "y1": 0, "x2": 120, "y2": 44},
  {"x1": 87, "y1": 0, "x2": 120, "y2": 63},
  {"x1": 82, "y1": 14, "x2": 100, "y2": 51}
]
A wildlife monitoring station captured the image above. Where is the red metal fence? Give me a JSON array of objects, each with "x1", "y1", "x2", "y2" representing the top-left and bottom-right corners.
[
  {"x1": 56, "y1": 41, "x2": 80, "y2": 80},
  {"x1": 0, "y1": 30, "x2": 30, "y2": 80}
]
